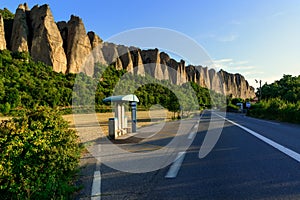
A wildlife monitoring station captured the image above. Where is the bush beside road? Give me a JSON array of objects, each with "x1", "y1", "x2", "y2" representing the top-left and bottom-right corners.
[{"x1": 0, "y1": 107, "x2": 82, "y2": 199}]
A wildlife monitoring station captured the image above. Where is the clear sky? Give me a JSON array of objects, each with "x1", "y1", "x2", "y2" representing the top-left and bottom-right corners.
[{"x1": 1, "y1": 0, "x2": 300, "y2": 88}]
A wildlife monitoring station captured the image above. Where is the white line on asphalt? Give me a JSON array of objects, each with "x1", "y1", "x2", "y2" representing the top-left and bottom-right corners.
[
  {"x1": 199, "y1": 111, "x2": 205, "y2": 119},
  {"x1": 194, "y1": 124, "x2": 199, "y2": 129},
  {"x1": 188, "y1": 123, "x2": 199, "y2": 139},
  {"x1": 165, "y1": 152, "x2": 186, "y2": 178},
  {"x1": 214, "y1": 112, "x2": 300, "y2": 163},
  {"x1": 188, "y1": 131, "x2": 196, "y2": 139},
  {"x1": 188, "y1": 112, "x2": 204, "y2": 140},
  {"x1": 91, "y1": 171, "x2": 101, "y2": 200}
]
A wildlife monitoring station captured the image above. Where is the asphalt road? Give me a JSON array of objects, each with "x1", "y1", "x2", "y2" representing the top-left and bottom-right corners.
[{"x1": 76, "y1": 111, "x2": 300, "y2": 200}]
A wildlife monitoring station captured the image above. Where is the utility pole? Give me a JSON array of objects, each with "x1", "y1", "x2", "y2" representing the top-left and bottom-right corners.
[{"x1": 255, "y1": 79, "x2": 262, "y2": 101}]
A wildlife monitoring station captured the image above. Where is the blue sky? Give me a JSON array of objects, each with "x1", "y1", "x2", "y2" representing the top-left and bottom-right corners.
[{"x1": 1, "y1": 0, "x2": 300, "y2": 88}]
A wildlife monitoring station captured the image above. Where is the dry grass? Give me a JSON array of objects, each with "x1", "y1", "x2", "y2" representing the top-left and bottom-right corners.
[
  {"x1": 0, "y1": 110, "x2": 175, "y2": 136},
  {"x1": 63, "y1": 109, "x2": 175, "y2": 136}
]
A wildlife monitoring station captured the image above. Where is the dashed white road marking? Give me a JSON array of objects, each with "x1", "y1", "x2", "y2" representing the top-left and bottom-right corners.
[
  {"x1": 91, "y1": 170, "x2": 101, "y2": 200},
  {"x1": 165, "y1": 152, "x2": 186, "y2": 178},
  {"x1": 188, "y1": 123, "x2": 198, "y2": 139},
  {"x1": 91, "y1": 160, "x2": 101, "y2": 200},
  {"x1": 188, "y1": 131, "x2": 197, "y2": 140},
  {"x1": 187, "y1": 112, "x2": 203, "y2": 140},
  {"x1": 214, "y1": 112, "x2": 300, "y2": 163}
]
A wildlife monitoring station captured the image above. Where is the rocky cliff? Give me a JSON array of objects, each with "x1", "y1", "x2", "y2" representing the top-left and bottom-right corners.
[
  {"x1": 30, "y1": 5, "x2": 67, "y2": 73},
  {"x1": 0, "y1": 14, "x2": 6, "y2": 50},
  {"x1": 10, "y1": 3, "x2": 29, "y2": 52},
  {"x1": 0, "y1": 3, "x2": 255, "y2": 99}
]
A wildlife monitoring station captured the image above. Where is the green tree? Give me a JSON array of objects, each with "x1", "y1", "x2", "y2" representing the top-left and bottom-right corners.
[
  {"x1": 0, "y1": 8, "x2": 14, "y2": 19},
  {"x1": 248, "y1": 74, "x2": 300, "y2": 123},
  {"x1": 0, "y1": 102, "x2": 10, "y2": 114}
]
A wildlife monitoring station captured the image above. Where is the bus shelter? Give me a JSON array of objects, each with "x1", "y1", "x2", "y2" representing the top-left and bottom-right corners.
[{"x1": 103, "y1": 94, "x2": 139, "y2": 139}]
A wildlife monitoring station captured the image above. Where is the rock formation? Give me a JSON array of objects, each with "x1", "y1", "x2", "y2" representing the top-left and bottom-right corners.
[
  {"x1": 117, "y1": 45, "x2": 134, "y2": 72},
  {"x1": 30, "y1": 4, "x2": 67, "y2": 73},
  {"x1": 65, "y1": 15, "x2": 92, "y2": 74},
  {"x1": 186, "y1": 65, "x2": 255, "y2": 99},
  {"x1": 159, "y1": 52, "x2": 187, "y2": 85},
  {"x1": 101, "y1": 42, "x2": 119, "y2": 65},
  {"x1": 129, "y1": 47, "x2": 145, "y2": 76},
  {"x1": 0, "y1": 14, "x2": 6, "y2": 50},
  {"x1": 1, "y1": 3, "x2": 255, "y2": 99},
  {"x1": 141, "y1": 49, "x2": 166, "y2": 80},
  {"x1": 87, "y1": 31, "x2": 102, "y2": 49},
  {"x1": 87, "y1": 32, "x2": 105, "y2": 66},
  {"x1": 56, "y1": 21, "x2": 68, "y2": 53},
  {"x1": 10, "y1": 4, "x2": 29, "y2": 52},
  {"x1": 159, "y1": 52, "x2": 170, "y2": 80}
]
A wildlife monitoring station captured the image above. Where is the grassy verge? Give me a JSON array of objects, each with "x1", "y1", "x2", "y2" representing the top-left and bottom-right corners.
[
  {"x1": 247, "y1": 98, "x2": 300, "y2": 124},
  {"x1": 63, "y1": 109, "x2": 175, "y2": 136}
]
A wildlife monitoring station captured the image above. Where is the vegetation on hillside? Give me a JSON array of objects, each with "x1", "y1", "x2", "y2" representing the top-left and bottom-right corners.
[
  {"x1": 0, "y1": 50, "x2": 226, "y2": 116},
  {"x1": 0, "y1": 50, "x2": 76, "y2": 115},
  {"x1": 248, "y1": 75, "x2": 300, "y2": 123},
  {"x1": 0, "y1": 8, "x2": 14, "y2": 19}
]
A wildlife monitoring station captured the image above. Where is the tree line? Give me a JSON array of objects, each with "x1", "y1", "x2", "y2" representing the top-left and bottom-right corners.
[
  {"x1": 248, "y1": 74, "x2": 300, "y2": 123},
  {"x1": 0, "y1": 50, "x2": 226, "y2": 116}
]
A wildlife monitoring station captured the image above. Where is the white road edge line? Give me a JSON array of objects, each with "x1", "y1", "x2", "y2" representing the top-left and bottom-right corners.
[
  {"x1": 214, "y1": 112, "x2": 300, "y2": 163},
  {"x1": 165, "y1": 152, "x2": 186, "y2": 178},
  {"x1": 91, "y1": 171, "x2": 101, "y2": 200}
]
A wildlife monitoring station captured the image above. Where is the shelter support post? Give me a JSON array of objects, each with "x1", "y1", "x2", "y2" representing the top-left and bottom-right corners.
[{"x1": 130, "y1": 101, "x2": 137, "y2": 133}]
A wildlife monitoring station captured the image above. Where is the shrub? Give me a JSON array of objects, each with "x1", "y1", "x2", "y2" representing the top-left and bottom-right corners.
[
  {"x1": 226, "y1": 103, "x2": 240, "y2": 112},
  {"x1": 230, "y1": 98, "x2": 244, "y2": 105},
  {"x1": 247, "y1": 99, "x2": 300, "y2": 124},
  {"x1": 0, "y1": 8, "x2": 14, "y2": 19},
  {"x1": 0, "y1": 102, "x2": 11, "y2": 115},
  {"x1": 0, "y1": 107, "x2": 81, "y2": 199}
]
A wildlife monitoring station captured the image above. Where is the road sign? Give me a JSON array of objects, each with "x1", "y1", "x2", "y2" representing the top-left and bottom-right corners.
[{"x1": 246, "y1": 102, "x2": 251, "y2": 108}]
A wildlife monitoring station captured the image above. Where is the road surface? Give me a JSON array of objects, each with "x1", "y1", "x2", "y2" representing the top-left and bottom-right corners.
[{"x1": 75, "y1": 111, "x2": 300, "y2": 200}]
